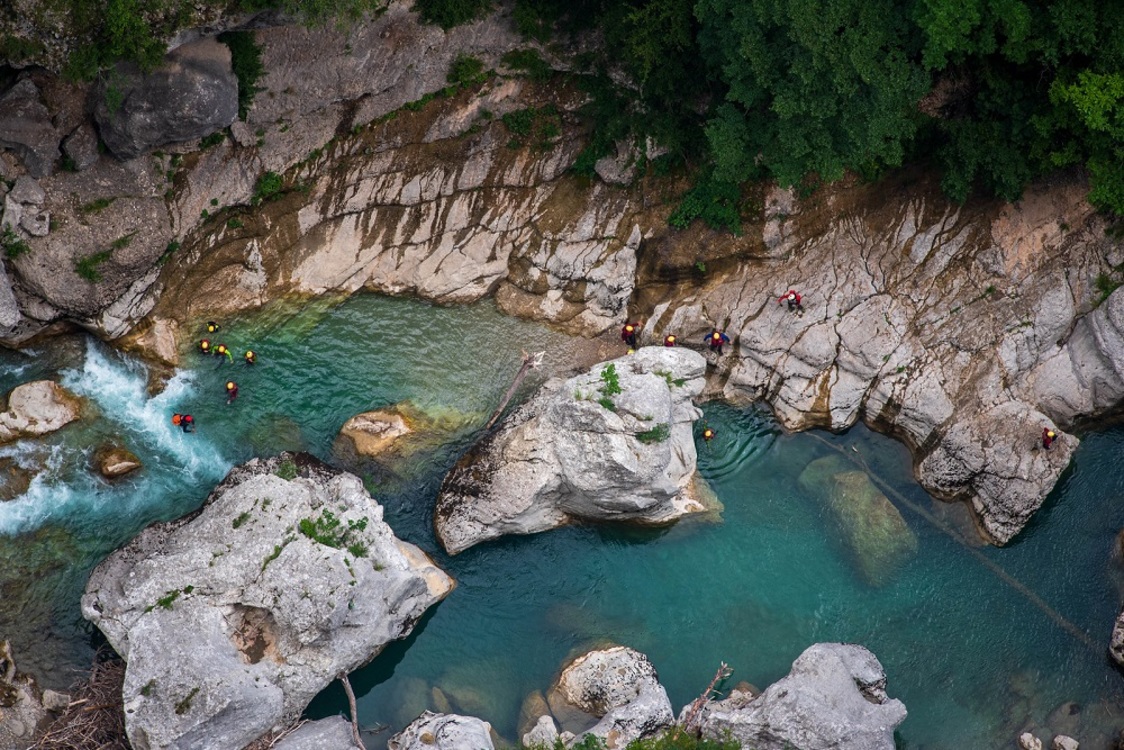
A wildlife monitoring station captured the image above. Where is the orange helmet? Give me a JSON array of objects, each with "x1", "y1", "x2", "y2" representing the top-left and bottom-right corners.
[
  {"x1": 226, "y1": 381, "x2": 236, "y2": 391},
  {"x1": 172, "y1": 414, "x2": 182, "y2": 425}
]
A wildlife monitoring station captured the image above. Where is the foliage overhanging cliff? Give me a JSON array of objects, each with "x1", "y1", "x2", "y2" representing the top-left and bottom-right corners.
[{"x1": 6, "y1": 0, "x2": 1124, "y2": 223}]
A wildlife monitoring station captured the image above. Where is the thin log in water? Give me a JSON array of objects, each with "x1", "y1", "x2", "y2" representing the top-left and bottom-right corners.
[
  {"x1": 485, "y1": 350, "x2": 544, "y2": 430},
  {"x1": 339, "y1": 672, "x2": 364, "y2": 749}
]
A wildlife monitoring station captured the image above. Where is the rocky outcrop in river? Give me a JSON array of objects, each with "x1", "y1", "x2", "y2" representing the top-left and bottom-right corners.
[
  {"x1": 0, "y1": 380, "x2": 81, "y2": 444},
  {"x1": 80, "y1": 453, "x2": 453, "y2": 750},
  {"x1": 697, "y1": 642, "x2": 906, "y2": 750},
  {"x1": 434, "y1": 347, "x2": 709, "y2": 554}
]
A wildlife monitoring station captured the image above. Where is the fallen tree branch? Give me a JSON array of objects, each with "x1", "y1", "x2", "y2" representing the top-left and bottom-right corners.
[
  {"x1": 485, "y1": 350, "x2": 544, "y2": 429},
  {"x1": 339, "y1": 672, "x2": 364, "y2": 749},
  {"x1": 680, "y1": 661, "x2": 733, "y2": 734}
]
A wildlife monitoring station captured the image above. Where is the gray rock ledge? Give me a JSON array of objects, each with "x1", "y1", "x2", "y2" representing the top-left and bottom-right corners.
[{"x1": 81, "y1": 452, "x2": 454, "y2": 750}]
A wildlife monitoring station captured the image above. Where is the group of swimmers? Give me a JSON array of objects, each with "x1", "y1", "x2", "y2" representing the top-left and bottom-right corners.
[{"x1": 172, "y1": 320, "x2": 259, "y2": 433}]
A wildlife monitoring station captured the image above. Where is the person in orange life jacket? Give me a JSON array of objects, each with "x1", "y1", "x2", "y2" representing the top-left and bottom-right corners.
[
  {"x1": 706, "y1": 329, "x2": 731, "y2": 355},
  {"x1": 778, "y1": 289, "x2": 803, "y2": 313},
  {"x1": 1042, "y1": 427, "x2": 1056, "y2": 449},
  {"x1": 244, "y1": 350, "x2": 256, "y2": 365},
  {"x1": 225, "y1": 381, "x2": 239, "y2": 404},
  {"x1": 664, "y1": 334, "x2": 677, "y2": 347},
  {"x1": 171, "y1": 413, "x2": 195, "y2": 433},
  {"x1": 621, "y1": 323, "x2": 639, "y2": 348},
  {"x1": 199, "y1": 339, "x2": 211, "y2": 354}
]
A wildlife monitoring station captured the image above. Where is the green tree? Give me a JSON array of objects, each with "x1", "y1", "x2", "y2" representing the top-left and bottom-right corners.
[{"x1": 696, "y1": 0, "x2": 930, "y2": 187}]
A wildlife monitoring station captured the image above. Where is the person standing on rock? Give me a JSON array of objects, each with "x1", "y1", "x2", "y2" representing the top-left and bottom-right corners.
[
  {"x1": 225, "y1": 381, "x2": 239, "y2": 404},
  {"x1": 1042, "y1": 427, "x2": 1056, "y2": 450},
  {"x1": 664, "y1": 334, "x2": 677, "y2": 347},
  {"x1": 706, "y1": 329, "x2": 731, "y2": 355},
  {"x1": 778, "y1": 289, "x2": 804, "y2": 314},
  {"x1": 621, "y1": 322, "x2": 640, "y2": 349}
]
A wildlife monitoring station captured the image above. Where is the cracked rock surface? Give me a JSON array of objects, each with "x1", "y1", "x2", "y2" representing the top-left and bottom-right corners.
[
  {"x1": 433, "y1": 347, "x2": 709, "y2": 555},
  {"x1": 80, "y1": 453, "x2": 453, "y2": 750},
  {"x1": 654, "y1": 182, "x2": 1107, "y2": 544}
]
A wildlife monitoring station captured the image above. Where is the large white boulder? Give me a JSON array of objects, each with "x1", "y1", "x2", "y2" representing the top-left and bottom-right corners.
[
  {"x1": 0, "y1": 380, "x2": 81, "y2": 444},
  {"x1": 81, "y1": 453, "x2": 454, "y2": 750},
  {"x1": 434, "y1": 347, "x2": 709, "y2": 554},
  {"x1": 698, "y1": 643, "x2": 906, "y2": 750},
  {"x1": 388, "y1": 711, "x2": 495, "y2": 750}
]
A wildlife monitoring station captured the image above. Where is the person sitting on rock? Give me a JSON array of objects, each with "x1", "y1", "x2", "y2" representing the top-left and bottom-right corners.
[
  {"x1": 778, "y1": 289, "x2": 804, "y2": 313},
  {"x1": 621, "y1": 322, "x2": 639, "y2": 348},
  {"x1": 225, "y1": 381, "x2": 239, "y2": 404},
  {"x1": 706, "y1": 329, "x2": 731, "y2": 355},
  {"x1": 1042, "y1": 427, "x2": 1056, "y2": 450},
  {"x1": 664, "y1": 334, "x2": 677, "y2": 347}
]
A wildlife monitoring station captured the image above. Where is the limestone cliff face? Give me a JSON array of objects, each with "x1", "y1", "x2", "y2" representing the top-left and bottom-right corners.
[{"x1": 1, "y1": 4, "x2": 1122, "y2": 546}]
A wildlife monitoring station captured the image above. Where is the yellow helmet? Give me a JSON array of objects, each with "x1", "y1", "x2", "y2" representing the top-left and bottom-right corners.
[
  {"x1": 1047, "y1": 430, "x2": 1055, "y2": 438},
  {"x1": 668, "y1": 335, "x2": 676, "y2": 342},
  {"x1": 245, "y1": 350, "x2": 254, "y2": 358},
  {"x1": 226, "y1": 381, "x2": 235, "y2": 390}
]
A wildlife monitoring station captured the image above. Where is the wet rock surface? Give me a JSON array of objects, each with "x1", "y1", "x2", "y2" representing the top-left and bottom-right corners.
[
  {"x1": 81, "y1": 453, "x2": 453, "y2": 750},
  {"x1": 0, "y1": 78, "x2": 60, "y2": 178},
  {"x1": 94, "y1": 445, "x2": 142, "y2": 479},
  {"x1": 697, "y1": 643, "x2": 907, "y2": 750},
  {"x1": 434, "y1": 347, "x2": 709, "y2": 554}
]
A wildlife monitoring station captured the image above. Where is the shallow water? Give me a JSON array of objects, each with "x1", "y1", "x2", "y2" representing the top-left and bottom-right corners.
[{"x1": 1, "y1": 293, "x2": 1122, "y2": 748}]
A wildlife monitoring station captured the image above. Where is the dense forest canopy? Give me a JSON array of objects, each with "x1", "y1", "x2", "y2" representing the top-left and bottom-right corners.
[{"x1": 4, "y1": 0, "x2": 1124, "y2": 218}]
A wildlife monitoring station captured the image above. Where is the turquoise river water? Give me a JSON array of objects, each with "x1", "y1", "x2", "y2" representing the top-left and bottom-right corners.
[{"x1": 0, "y1": 293, "x2": 1122, "y2": 749}]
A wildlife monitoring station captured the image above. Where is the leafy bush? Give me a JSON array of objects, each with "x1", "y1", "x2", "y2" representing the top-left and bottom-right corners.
[
  {"x1": 275, "y1": 459, "x2": 298, "y2": 480},
  {"x1": 636, "y1": 423, "x2": 671, "y2": 444},
  {"x1": 297, "y1": 510, "x2": 369, "y2": 555},
  {"x1": 218, "y1": 31, "x2": 264, "y2": 120},
  {"x1": 0, "y1": 227, "x2": 30, "y2": 259},
  {"x1": 668, "y1": 175, "x2": 742, "y2": 234},
  {"x1": 252, "y1": 171, "x2": 285, "y2": 205},
  {"x1": 79, "y1": 197, "x2": 116, "y2": 214},
  {"x1": 414, "y1": 0, "x2": 492, "y2": 29},
  {"x1": 75, "y1": 250, "x2": 113, "y2": 282},
  {"x1": 447, "y1": 54, "x2": 487, "y2": 88},
  {"x1": 503, "y1": 108, "x2": 536, "y2": 137},
  {"x1": 502, "y1": 48, "x2": 552, "y2": 81},
  {"x1": 199, "y1": 131, "x2": 226, "y2": 149}
]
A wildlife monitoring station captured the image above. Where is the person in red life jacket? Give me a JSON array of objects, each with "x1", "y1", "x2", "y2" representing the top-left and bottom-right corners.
[
  {"x1": 171, "y1": 413, "x2": 195, "y2": 433},
  {"x1": 244, "y1": 349, "x2": 256, "y2": 366},
  {"x1": 1042, "y1": 427, "x2": 1056, "y2": 450},
  {"x1": 199, "y1": 339, "x2": 211, "y2": 354},
  {"x1": 706, "y1": 329, "x2": 731, "y2": 355},
  {"x1": 702, "y1": 425, "x2": 715, "y2": 444},
  {"x1": 778, "y1": 289, "x2": 804, "y2": 313},
  {"x1": 621, "y1": 322, "x2": 639, "y2": 348},
  {"x1": 225, "y1": 381, "x2": 239, "y2": 404},
  {"x1": 664, "y1": 333, "x2": 677, "y2": 347}
]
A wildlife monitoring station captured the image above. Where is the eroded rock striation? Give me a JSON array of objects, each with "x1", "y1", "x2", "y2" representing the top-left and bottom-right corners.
[
  {"x1": 697, "y1": 642, "x2": 906, "y2": 750},
  {"x1": 81, "y1": 453, "x2": 453, "y2": 750},
  {"x1": 434, "y1": 347, "x2": 708, "y2": 554}
]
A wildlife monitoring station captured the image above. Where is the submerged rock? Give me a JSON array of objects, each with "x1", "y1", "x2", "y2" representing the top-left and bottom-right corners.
[
  {"x1": 797, "y1": 455, "x2": 918, "y2": 585},
  {"x1": 81, "y1": 453, "x2": 454, "y2": 750},
  {"x1": 698, "y1": 643, "x2": 906, "y2": 750},
  {"x1": 434, "y1": 347, "x2": 709, "y2": 554},
  {"x1": 0, "y1": 640, "x2": 69, "y2": 747},
  {"x1": 94, "y1": 445, "x2": 142, "y2": 479},
  {"x1": 0, "y1": 380, "x2": 81, "y2": 444},
  {"x1": 388, "y1": 711, "x2": 495, "y2": 750},
  {"x1": 338, "y1": 408, "x2": 412, "y2": 458},
  {"x1": 552, "y1": 646, "x2": 675, "y2": 749},
  {"x1": 1111, "y1": 607, "x2": 1124, "y2": 667}
]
